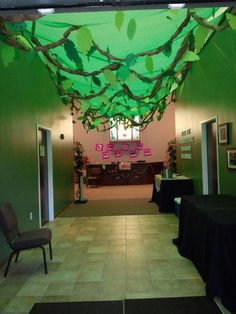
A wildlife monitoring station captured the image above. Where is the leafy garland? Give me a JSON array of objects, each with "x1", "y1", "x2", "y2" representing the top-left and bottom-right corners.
[{"x1": 0, "y1": 8, "x2": 236, "y2": 132}]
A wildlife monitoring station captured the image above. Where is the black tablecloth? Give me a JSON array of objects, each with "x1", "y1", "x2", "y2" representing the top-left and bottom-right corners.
[
  {"x1": 174, "y1": 194, "x2": 236, "y2": 312},
  {"x1": 150, "y1": 178, "x2": 193, "y2": 212}
]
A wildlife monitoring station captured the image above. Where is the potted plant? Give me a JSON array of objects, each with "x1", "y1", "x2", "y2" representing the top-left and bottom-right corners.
[
  {"x1": 162, "y1": 138, "x2": 176, "y2": 178},
  {"x1": 73, "y1": 141, "x2": 88, "y2": 203}
]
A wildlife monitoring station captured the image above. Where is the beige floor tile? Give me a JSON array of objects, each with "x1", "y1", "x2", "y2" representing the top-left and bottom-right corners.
[{"x1": 0, "y1": 203, "x2": 209, "y2": 311}]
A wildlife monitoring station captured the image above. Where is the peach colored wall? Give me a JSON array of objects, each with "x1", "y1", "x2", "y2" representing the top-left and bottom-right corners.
[{"x1": 73, "y1": 102, "x2": 175, "y2": 163}]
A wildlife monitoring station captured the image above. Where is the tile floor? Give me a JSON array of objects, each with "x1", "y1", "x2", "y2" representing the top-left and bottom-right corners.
[{"x1": 0, "y1": 213, "x2": 213, "y2": 314}]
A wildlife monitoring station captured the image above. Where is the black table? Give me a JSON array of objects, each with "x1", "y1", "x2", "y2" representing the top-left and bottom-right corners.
[
  {"x1": 174, "y1": 194, "x2": 236, "y2": 313},
  {"x1": 150, "y1": 175, "x2": 193, "y2": 212}
]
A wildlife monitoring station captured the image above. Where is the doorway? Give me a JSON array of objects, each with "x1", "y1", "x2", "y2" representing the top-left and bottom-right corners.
[
  {"x1": 201, "y1": 117, "x2": 219, "y2": 195},
  {"x1": 37, "y1": 126, "x2": 54, "y2": 226}
]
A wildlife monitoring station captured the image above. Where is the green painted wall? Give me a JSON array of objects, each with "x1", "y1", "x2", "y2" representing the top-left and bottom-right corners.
[
  {"x1": 0, "y1": 46, "x2": 74, "y2": 262},
  {"x1": 175, "y1": 29, "x2": 236, "y2": 195}
]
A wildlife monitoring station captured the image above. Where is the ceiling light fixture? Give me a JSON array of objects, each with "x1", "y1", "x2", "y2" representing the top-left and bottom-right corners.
[
  {"x1": 37, "y1": 8, "x2": 55, "y2": 15},
  {"x1": 168, "y1": 3, "x2": 186, "y2": 9}
]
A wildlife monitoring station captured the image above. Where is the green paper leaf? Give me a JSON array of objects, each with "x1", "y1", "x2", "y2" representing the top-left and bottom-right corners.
[
  {"x1": 115, "y1": 11, "x2": 124, "y2": 31},
  {"x1": 170, "y1": 82, "x2": 179, "y2": 93},
  {"x1": 92, "y1": 76, "x2": 102, "y2": 87},
  {"x1": 62, "y1": 79, "x2": 73, "y2": 90},
  {"x1": 195, "y1": 25, "x2": 209, "y2": 53},
  {"x1": 140, "y1": 104, "x2": 151, "y2": 116},
  {"x1": 163, "y1": 41, "x2": 172, "y2": 57},
  {"x1": 100, "y1": 95, "x2": 111, "y2": 106},
  {"x1": 157, "y1": 86, "x2": 170, "y2": 99},
  {"x1": 127, "y1": 18, "x2": 136, "y2": 41},
  {"x1": 128, "y1": 72, "x2": 137, "y2": 82},
  {"x1": 103, "y1": 69, "x2": 117, "y2": 87},
  {"x1": 64, "y1": 39, "x2": 83, "y2": 70},
  {"x1": 117, "y1": 65, "x2": 130, "y2": 81},
  {"x1": 144, "y1": 97, "x2": 150, "y2": 104},
  {"x1": 77, "y1": 27, "x2": 93, "y2": 55},
  {"x1": 93, "y1": 117, "x2": 101, "y2": 127},
  {"x1": 125, "y1": 53, "x2": 137, "y2": 67},
  {"x1": 106, "y1": 46, "x2": 111, "y2": 64},
  {"x1": 110, "y1": 103, "x2": 117, "y2": 115},
  {"x1": 181, "y1": 50, "x2": 200, "y2": 62},
  {"x1": 61, "y1": 96, "x2": 69, "y2": 105},
  {"x1": 145, "y1": 55, "x2": 153, "y2": 73},
  {"x1": 226, "y1": 13, "x2": 236, "y2": 31},
  {"x1": 81, "y1": 100, "x2": 90, "y2": 113},
  {"x1": 14, "y1": 35, "x2": 32, "y2": 51},
  {"x1": 115, "y1": 90, "x2": 125, "y2": 98},
  {"x1": 0, "y1": 43, "x2": 16, "y2": 67}
]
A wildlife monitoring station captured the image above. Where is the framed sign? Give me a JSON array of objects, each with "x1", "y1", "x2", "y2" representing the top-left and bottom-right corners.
[
  {"x1": 227, "y1": 149, "x2": 236, "y2": 169},
  {"x1": 218, "y1": 123, "x2": 228, "y2": 144}
]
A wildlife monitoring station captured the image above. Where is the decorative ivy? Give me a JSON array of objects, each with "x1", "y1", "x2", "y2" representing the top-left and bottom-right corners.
[{"x1": 0, "y1": 8, "x2": 235, "y2": 132}]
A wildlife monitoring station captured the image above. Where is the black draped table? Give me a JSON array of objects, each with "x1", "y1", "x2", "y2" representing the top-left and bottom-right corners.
[
  {"x1": 174, "y1": 194, "x2": 236, "y2": 312},
  {"x1": 150, "y1": 175, "x2": 193, "y2": 212}
]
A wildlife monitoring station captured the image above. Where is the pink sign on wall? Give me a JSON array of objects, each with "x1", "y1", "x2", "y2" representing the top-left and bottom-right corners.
[
  {"x1": 107, "y1": 143, "x2": 114, "y2": 151},
  {"x1": 95, "y1": 143, "x2": 103, "y2": 151},
  {"x1": 122, "y1": 143, "x2": 129, "y2": 151},
  {"x1": 114, "y1": 150, "x2": 122, "y2": 158},
  {"x1": 102, "y1": 151, "x2": 110, "y2": 159},
  {"x1": 136, "y1": 142, "x2": 144, "y2": 151},
  {"x1": 129, "y1": 151, "x2": 137, "y2": 158},
  {"x1": 143, "y1": 148, "x2": 152, "y2": 156}
]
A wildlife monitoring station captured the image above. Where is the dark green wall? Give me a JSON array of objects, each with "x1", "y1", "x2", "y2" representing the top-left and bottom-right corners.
[
  {"x1": 0, "y1": 45, "x2": 74, "y2": 261},
  {"x1": 175, "y1": 29, "x2": 236, "y2": 195}
]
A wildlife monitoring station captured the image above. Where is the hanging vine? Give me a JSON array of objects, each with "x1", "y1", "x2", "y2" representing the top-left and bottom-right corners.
[{"x1": 0, "y1": 7, "x2": 236, "y2": 131}]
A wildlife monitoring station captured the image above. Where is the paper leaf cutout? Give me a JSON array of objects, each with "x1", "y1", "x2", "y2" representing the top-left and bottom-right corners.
[
  {"x1": 14, "y1": 35, "x2": 32, "y2": 51},
  {"x1": 163, "y1": 41, "x2": 172, "y2": 57},
  {"x1": 227, "y1": 13, "x2": 236, "y2": 31},
  {"x1": 103, "y1": 69, "x2": 117, "y2": 87},
  {"x1": 81, "y1": 100, "x2": 90, "y2": 113},
  {"x1": 115, "y1": 11, "x2": 124, "y2": 31},
  {"x1": 64, "y1": 39, "x2": 83, "y2": 67},
  {"x1": 181, "y1": 50, "x2": 200, "y2": 62},
  {"x1": 93, "y1": 117, "x2": 101, "y2": 127},
  {"x1": 0, "y1": 43, "x2": 16, "y2": 67},
  {"x1": 62, "y1": 79, "x2": 73, "y2": 90},
  {"x1": 77, "y1": 27, "x2": 93, "y2": 55},
  {"x1": 125, "y1": 53, "x2": 137, "y2": 67},
  {"x1": 100, "y1": 95, "x2": 111, "y2": 106},
  {"x1": 92, "y1": 76, "x2": 102, "y2": 87},
  {"x1": 195, "y1": 25, "x2": 209, "y2": 53},
  {"x1": 127, "y1": 18, "x2": 136, "y2": 41},
  {"x1": 145, "y1": 55, "x2": 153, "y2": 73},
  {"x1": 117, "y1": 65, "x2": 130, "y2": 81}
]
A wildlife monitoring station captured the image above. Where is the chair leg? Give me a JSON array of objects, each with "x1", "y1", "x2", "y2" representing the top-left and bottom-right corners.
[
  {"x1": 40, "y1": 246, "x2": 48, "y2": 274},
  {"x1": 4, "y1": 251, "x2": 15, "y2": 277},
  {"x1": 49, "y1": 242, "x2": 53, "y2": 260},
  {"x1": 14, "y1": 251, "x2": 20, "y2": 263}
]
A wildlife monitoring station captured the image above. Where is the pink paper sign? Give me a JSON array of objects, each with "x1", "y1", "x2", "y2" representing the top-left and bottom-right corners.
[
  {"x1": 107, "y1": 143, "x2": 114, "y2": 151},
  {"x1": 143, "y1": 148, "x2": 152, "y2": 156},
  {"x1": 114, "y1": 150, "x2": 122, "y2": 158},
  {"x1": 122, "y1": 143, "x2": 129, "y2": 151},
  {"x1": 102, "y1": 151, "x2": 110, "y2": 159},
  {"x1": 129, "y1": 151, "x2": 137, "y2": 158},
  {"x1": 136, "y1": 143, "x2": 144, "y2": 151},
  {"x1": 95, "y1": 143, "x2": 103, "y2": 151}
]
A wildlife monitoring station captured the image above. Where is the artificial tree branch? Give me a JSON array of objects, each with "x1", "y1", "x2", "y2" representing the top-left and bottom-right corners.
[
  {"x1": 190, "y1": 12, "x2": 229, "y2": 31},
  {"x1": 35, "y1": 25, "x2": 81, "y2": 52}
]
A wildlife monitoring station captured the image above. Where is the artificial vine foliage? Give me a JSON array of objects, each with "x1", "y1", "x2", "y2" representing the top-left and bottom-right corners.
[{"x1": 0, "y1": 8, "x2": 236, "y2": 131}]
